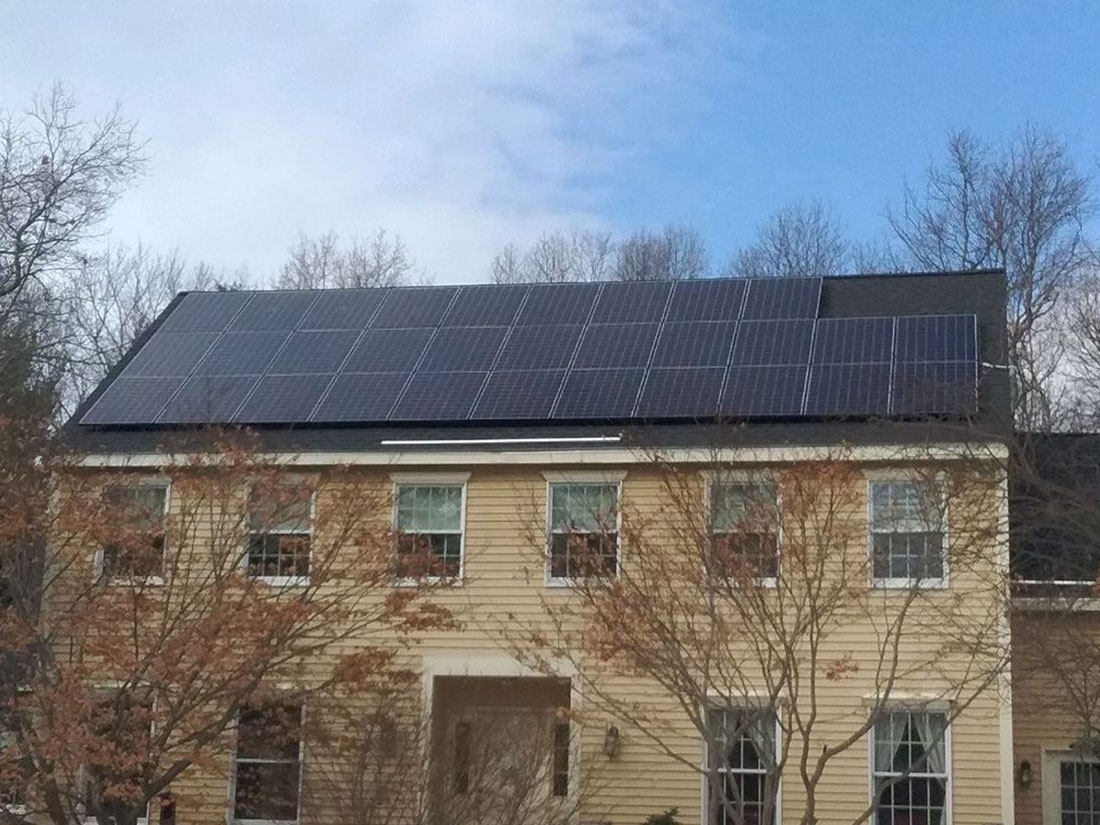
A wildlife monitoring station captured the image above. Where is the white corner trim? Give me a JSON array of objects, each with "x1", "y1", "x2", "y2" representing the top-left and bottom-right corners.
[
  {"x1": 542, "y1": 469, "x2": 628, "y2": 483},
  {"x1": 390, "y1": 471, "x2": 471, "y2": 484}
]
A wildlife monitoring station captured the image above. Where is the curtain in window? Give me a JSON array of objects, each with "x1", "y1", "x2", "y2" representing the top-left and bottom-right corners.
[
  {"x1": 912, "y1": 712, "x2": 947, "y2": 775},
  {"x1": 397, "y1": 485, "x2": 462, "y2": 532},
  {"x1": 551, "y1": 484, "x2": 617, "y2": 532}
]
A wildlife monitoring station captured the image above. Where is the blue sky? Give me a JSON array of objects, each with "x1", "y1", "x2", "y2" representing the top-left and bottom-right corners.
[{"x1": 3, "y1": 1, "x2": 1097, "y2": 283}]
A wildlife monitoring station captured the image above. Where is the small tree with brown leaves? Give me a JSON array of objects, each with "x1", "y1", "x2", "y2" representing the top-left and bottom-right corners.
[
  {"x1": 0, "y1": 430, "x2": 452, "y2": 825},
  {"x1": 506, "y1": 446, "x2": 1008, "y2": 825}
]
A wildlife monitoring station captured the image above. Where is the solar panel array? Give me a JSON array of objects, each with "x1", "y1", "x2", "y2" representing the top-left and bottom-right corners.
[{"x1": 80, "y1": 277, "x2": 979, "y2": 425}]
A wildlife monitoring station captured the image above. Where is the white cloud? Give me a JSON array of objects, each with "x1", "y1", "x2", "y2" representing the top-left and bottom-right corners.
[{"x1": 1, "y1": 1, "x2": 741, "y2": 283}]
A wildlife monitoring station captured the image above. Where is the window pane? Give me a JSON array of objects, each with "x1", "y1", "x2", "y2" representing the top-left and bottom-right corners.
[
  {"x1": 395, "y1": 533, "x2": 462, "y2": 577},
  {"x1": 233, "y1": 761, "x2": 300, "y2": 821},
  {"x1": 550, "y1": 484, "x2": 617, "y2": 532},
  {"x1": 871, "y1": 481, "x2": 941, "y2": 532},
  {"x1": 712, "y1": 483, "x2": 777, "y2": 533},
  {"x1": 247, "y1": 534, "x2": 311, "y2": 578},
  {"x1": 237, "y1": 705, "x2": 302, "y2": 760},
  {"x1": 550, "y1": 531, "x2": 617, "y2": 578},
  {"x1": 396, "y1": 485, "x2": 462, "y2": 532},
  {"x1": 102, "y1": 484, "x2": 168, "y2": 578},
  {"x1": 104, "y1": 484, "x2": 167, "y2": 529},
  {"x1": 248, "y1": 485, "x2": 311, "y2": 532}
]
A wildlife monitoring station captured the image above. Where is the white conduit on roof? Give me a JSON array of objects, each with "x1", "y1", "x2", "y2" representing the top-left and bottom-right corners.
[{"x1": 378, "y1": 435, "x2": 623, "y2": 446}]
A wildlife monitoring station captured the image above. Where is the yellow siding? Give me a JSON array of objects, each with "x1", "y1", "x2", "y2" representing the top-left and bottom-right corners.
[{"x1": 58, "y1": 460, "x2": 1010, "y2": 825}]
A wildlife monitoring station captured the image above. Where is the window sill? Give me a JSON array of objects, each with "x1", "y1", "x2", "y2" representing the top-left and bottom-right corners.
[
  {"x1": 233, "y1": 819, "x2": 297, "y2": 825},
  {"x1": 393, "y1": 576, "x2": 463, "y2": 588},
  {"x1": 100, "y1": 575, "x2": 165, "y2": 587},
  {"x1": 249, "y1": 576, "x2": 310, "y2": 588},
  {"x1": 871, "y1": 578, "x2": 948, "y2": 590},
  {"x1": 544, "y1": 575, "x2": 618, "y2": 588}
]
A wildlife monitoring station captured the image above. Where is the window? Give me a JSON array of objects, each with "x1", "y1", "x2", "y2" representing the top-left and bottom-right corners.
[
  {"x1": 245, "y1": 485, "x2": 312, "y2": 583},
  {"x1": 1058, "y1": 759, "x2": 1100, "y2": 825},
  {"x1": 82, "y1": 695, "x2": 154, "y2": 824},
  {"x1": 552, "y1": 721, "x2": 570, "y2": 797},
  {"x1": 548, "y1": 483, "x2": 619, "y2": 580},
  {"x1": 233, "y1": 703, "x2": 303, "y2": 823},
  {"x1": 395, "y1": 484, "x2": 464, "y2": 579},
  {"x1": 706, "y1": 707, "x2": 778, "y2": 825},
  {"x1": 710, "y1": 482, "x2": 780, "y2": 582},
  {"x1": 872, "y1": 710, "x2": 949, "y2": 825},
  {"x1": 100, "y1": 483, "x2": 168, "y2": 579},
  {"x1": 869, "y1": 480, "x2": 945, "y2": 585}
]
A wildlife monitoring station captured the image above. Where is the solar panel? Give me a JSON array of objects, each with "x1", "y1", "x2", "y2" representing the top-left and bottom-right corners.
[
  {"x1": 741, "y1": 278, "x2": 822, "y2": 319},
  {"x1": 229, "y1": 292, "x2": 317, "y2": 331},
  {"x1": 81, "y1": 377, "x2": 185, "y2": 425},
  {"x1": 572, "y1": 323, "x2": 659, "y2": 368},
  {"x1": 158, "y1": 292, "x2": 250, "y2": 333},
  {"x1": 515, "y1": 283, "x2": 599, "y2": 325},
  {"x1": 121, "y1": 332, "x2": 219, "y2": 377},
  {"x1": 894, "y1": 315, "x2": 976, "y2": 362},
  {"x1": 195, "y1": 332, "x2": 290, "y2": 375},
  {"x1": 236, "y1": 374, "x2": 335, "y2": 423},
  {"x1": 730, "y1": 320, "x2": 814, "y2": 366},
  {"x1": 159, "y1": 375, "x2": 259, "y2": 423},
  {"x1": 495, "y1": 325, "x2": 583, "y2": 370},
  {"x1": 552, "y1": 368, "x2": 644, "y2": 418},
  {"x1": 721, "y1": 365, "x2": 808, "y2": 417},
  {"x1": 312, "y1": 372, "x2": 409, "y2": 422},
  {"x1": 390, "y1": 371, "x2": 487, "y2": 420},
  {"x1": 665, "y1": 280, "x2": 746, "y2": 322},
  {"x1": 267, "y1": 331, "x2": 359, "y2": 374},
  {"x1": 369, "y1": 287, "x2": 458, "y2": 329},
  {"x1": 472, "y1": 370, "x2": 566, "y2": 419},
  {"x1": 342, "y1": 328, "x2": 434, "y2": 372},
  {"x1": 893, "y1": 362, "x2": 978, "y2": 415},
  {"x1": 650, "y1": 322, "x2": 737, "y2": 368},
  {"x1": 589, "y1": 281, "x2": 672, "y2": 323},
  {"x1": 813, "y1": 317, "x2": 894, "y2": 364},
  {"x1": 804, "y1": 363, "x2": 892, "y2": 416},
  {"x1": 635, "y1": 368, "x2": 723, "y2": 418},
  {"x1": 418, "y1": 327, "x2": 508, "y2": 372},
  {"x1": 443, "y1": 284, "x2": 527, "y2": 326},
  {"x1": 300, "y1": 290, "x2": 388, "y2": 330}
]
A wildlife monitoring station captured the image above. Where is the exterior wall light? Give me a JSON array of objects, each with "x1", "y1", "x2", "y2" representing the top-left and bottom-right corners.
[
  {"x1": 1018, "y1": 759, "x2": 1032, "y2": 789},
  {"x1": 603, "y1": 724, "x2": 621, "y2": 759}
]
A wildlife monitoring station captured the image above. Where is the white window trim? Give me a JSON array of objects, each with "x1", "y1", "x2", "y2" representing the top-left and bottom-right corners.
[
  {"x1": 866, "y1": 707, "x2": 953, "y2": 825},
  {"x1": 391, "y1": 478, "x2": 468, "y2": 586},
  {"x1": 866, "y1": 474, "x2": 949, "y2": 590},
  {"x1": 229, "y1": 702, "x2": 305, "y2": 825},
  {"x1": 241, "y1": 484, "x2": 315, "y2": 588},
  {"x1": 701, "y1": 699, "x2": 782, "y2": 825},
  {"x1": 705, "y1": 473, "x2": 782, "y2": 589},
  {"x1": 544, "y1": 478, "x2": 623, "y2": 587},
  {"x1": 94, "y1": 478, "x2": 171, "y2": 587}
]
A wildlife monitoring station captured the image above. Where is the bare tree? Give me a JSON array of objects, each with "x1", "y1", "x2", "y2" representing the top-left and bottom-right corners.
[
  {"x1": 275, "y1": 230, "x2": 415, "y2": 289},
  {"x1": 490, "y1": 229, "x2": 615, "y2": 284},
  {"x1": 0, "y1": 85, "x2": 145, "y2": 306},
  {"x1": 888, "y1": 128, "x2": 1095, "y2": 428},
  {"x1": 614, "y1": 225, "x2": 708, "y2": 281},
  {"x1": 726, "y1": 201, "x2": 850, "y2": 279},
  {"x1": 60, "y1": 243, "x2": 221, "y2": 410}
]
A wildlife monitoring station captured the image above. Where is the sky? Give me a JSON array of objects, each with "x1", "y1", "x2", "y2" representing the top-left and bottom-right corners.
[{"x1": 3, "y1": 1, "x2": 1098, "y2": 285}]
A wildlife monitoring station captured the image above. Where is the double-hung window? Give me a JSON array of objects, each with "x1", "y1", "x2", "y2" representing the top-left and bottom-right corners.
[
  {"x1": 869, "y1": 479, "x2": 946, "y2": 586},
  {"x1": 710, "y1": 481, "x2": 780, "y2": 583},
  {"x1": 1055, "y1": 757, "x2": 1100, "y2": 825},
  {"x1": 872, "y1": 710, "x2": 949, "y2": 825},
  {"x1": 99, "y1": 482, "x2": 169, "y2": 580},
  {"x1": 233, "y1": 703, "x2": 303, "y2": 824},
  {"x1": 548, "y1": 482, "x2": 619, "y2": 580},
  {"x1": 394, "y1": 484, "x2": 464, "y2": 579},
  {"x1": 706, "y1": 706, "x2": 778, "y2": 825},
  {"x1": 245, "y1": 485, "x2": 312, "y2": 584}
]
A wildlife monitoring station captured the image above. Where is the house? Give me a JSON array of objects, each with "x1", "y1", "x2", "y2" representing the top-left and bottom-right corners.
[{"x1": 47, "y1": 269, "x2": 1027, "y2": 825}]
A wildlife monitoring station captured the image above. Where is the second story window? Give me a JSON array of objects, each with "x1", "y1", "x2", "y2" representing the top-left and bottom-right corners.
[
  {"x1": 246, "y1": 485, "x2": 312, "y2": 584},
  {"x1": 710, "y1": 481, "x2": 780, "y2": 583},
  {"x1": 395, "y1": 484, "x2": 464, "y2": 579},
  {"x1": 233, "y1": 703, "x2": 303, "y2": 824},
  {"x1": 869, "y1": 479, "x2": 945, "y2": 587},
  {"x1": 100, "y1": 483, "x2": 168, "y2": 580},
  {"x1": 548, "y1": 482, "x2": 619, "y2": 581}
]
